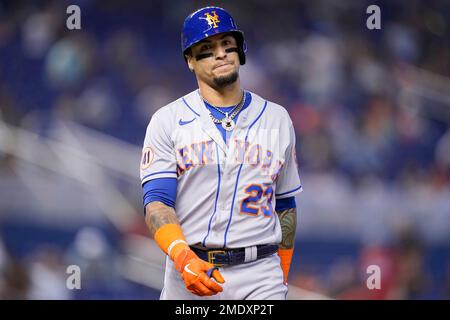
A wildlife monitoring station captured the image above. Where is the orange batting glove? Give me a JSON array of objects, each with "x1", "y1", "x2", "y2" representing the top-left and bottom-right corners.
[
  {"x1": 173, "y1": 247, "x2": 225, "y2": 296},
  {"x1": 154, "y1": 224, "x2": 225, "y2": 296}
]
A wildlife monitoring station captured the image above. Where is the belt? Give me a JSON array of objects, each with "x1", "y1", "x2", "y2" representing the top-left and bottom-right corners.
[{"x1": 190, "y1": 244, "x2": 279, "y2": 267}]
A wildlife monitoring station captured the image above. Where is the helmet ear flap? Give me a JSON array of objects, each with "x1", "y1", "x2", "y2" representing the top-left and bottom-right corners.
[
  {"x1": 231, "y1": 32, "x2": 246, "y2": 65},
  {"x1": 237, "y1": 47, "x2": 246, "y2": 65}
]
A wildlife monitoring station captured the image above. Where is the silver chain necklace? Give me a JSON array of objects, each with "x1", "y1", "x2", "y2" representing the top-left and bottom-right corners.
[{"x1": 201, "y1": 91, "x2": 246, "y2": 132}]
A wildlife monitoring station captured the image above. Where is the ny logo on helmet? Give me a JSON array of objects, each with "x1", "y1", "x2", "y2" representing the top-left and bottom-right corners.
[{"x1": 204, "y1": 11, "x2": 220, "y2": 28}]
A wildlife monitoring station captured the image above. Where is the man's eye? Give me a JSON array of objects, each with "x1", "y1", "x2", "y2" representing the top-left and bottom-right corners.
[
  {"x1": 223, "y1": 40, "x2": 231, "y2": 45},
  {"x1": 200, "y1": 45, "x2": 211, "y2": 51}
]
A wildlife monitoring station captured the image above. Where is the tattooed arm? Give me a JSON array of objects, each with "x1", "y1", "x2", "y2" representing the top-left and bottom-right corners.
[
  {"x1": 277, "y1": 207, "x2": 297, "y2": 249},
  {"x1": 145, "y1": 201, "x2": 180, "y2": 238},
  {"x1": 277, "y1": 207, "x2": 297, "y2": 284}
]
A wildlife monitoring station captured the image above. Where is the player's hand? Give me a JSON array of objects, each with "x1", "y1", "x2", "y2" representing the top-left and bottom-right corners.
[{"x1": 173, "y1": 248, "x2": 225, "y2": 296}]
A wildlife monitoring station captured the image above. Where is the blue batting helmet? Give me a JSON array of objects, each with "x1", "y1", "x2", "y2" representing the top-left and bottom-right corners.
[{"x1": 181, "y1": 6, "x2": 247, "y2": 65}]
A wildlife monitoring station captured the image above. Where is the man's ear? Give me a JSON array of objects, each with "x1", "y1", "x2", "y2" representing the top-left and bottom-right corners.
[{"x1": 186, "y1": 55, "x2": 194, "y2": 72}]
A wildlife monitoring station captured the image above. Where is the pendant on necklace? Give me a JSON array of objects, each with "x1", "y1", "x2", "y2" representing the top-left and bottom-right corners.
[{"x1": 221, "y1": 113, "x2": 235, "y2": 131}]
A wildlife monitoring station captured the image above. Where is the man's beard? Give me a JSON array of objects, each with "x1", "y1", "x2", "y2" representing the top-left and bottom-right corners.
[{"x1": 213, "y1": 71, "x2": 239, "y2": 88}]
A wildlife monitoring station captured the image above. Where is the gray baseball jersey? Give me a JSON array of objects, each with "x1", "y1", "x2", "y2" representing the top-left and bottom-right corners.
[{"x1": 140, "y1": 89, "x2": 302, "y2": 249}]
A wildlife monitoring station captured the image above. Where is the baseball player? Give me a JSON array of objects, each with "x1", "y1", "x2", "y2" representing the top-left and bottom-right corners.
[{"x1": 140, "y1": 6, "x2": 302, "y2": 300}]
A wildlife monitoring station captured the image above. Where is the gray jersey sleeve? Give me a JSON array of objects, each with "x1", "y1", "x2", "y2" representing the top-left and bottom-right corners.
[
  {"x1": 275, "y1": 116, "x2": 302, "y2": 199},
  {"x1": 140, "y1": 111, "x2": 178, "y2": 185}
]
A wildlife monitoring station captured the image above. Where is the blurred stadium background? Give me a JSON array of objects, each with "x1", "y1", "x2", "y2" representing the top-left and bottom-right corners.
[{"x1": 0, "y1": 0, "x2": 449, "y2": 299}]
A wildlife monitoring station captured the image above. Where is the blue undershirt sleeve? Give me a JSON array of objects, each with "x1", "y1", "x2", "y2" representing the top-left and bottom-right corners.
[
  {"x1": 142, "y1": 178, "x2": 177, "y2": 214},
  {"x1": 275, "y1": 196, "x2": 296, "y2": 212}
]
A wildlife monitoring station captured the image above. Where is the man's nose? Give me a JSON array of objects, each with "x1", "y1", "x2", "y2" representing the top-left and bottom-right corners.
[{"x1": 214, "y1": 45, "x2": 227, "y2": 59}]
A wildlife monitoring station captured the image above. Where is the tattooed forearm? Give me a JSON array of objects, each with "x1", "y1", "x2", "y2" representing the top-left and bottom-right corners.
[
  {"x1": 145, "y1": 201, "x2": 180, "y2": 237},
  {"x1": 276, "y1": 208, "x2": 297, "y2": 249}
]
